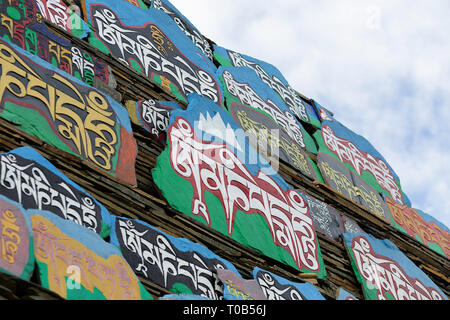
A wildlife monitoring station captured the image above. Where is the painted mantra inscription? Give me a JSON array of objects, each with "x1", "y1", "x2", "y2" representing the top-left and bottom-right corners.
[
  {"x1": 31, "y1": 215, "x2": 143, "y2": 300},
  {"x1": 256, "y1": 270, "x2": 304, "y2": 300},
  {"x1": 351, "y1": 236, "x2": 446, "y2": 300},
  {"x1": 322, "y1": 125, "x2": 402, "y2": 204},
  {"x1": 227, "y1": 51, "x2": 309, "y2": 123},
  {"x1": 222, "y1": 70, "x2": 306, "y2": 149},
  {"x1": 0, "y1": 40, "x2": 118, "y2": 171},
  {"x1": 36, "y1": 0, "x2": 72, "y2": 33},
  {"x1": 385, "y1": 197, "x2": 450, "y2": 258},
  {"x1": 139, "y1": 99, "x2": 172, "y2": 138},
  {"x1": 320, "y1": 160, "x2": 387, "y2": 219},
  {"x1": 117, "y1": 218, "x2": 225, "y2": 299},
  {"x1": 0, "y1": 0, "x2": 109, "y2": 86},
  {"x1": 152, "y1": 0, "x2": 213, "y2": 60},
  {"x1": 169, "y1": 117, "x2": 320, "y2": 272},
  {"x1": 91, "y1": 5, "x2": 220, "y2": 103},
  {"x1": 233, "y1": 105, "x2": 313, "y2": 178},
  {"x1": 0, "y1": 153, "x2": 102, "y2": 234},
  {"x1": 1, "y1": 208, "x2": 22, "y2": 265},
  {"x1": 0, "y1": 198, "x2": 33, "y2": 278}
]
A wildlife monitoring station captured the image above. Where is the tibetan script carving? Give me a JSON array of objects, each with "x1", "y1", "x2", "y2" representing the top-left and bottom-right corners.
[
  {"x1": 0, "y1": 149, "x2": 105, "y2": 235},
  {"x1": 304, "y1": 194, "x2": 343, "y2": 241},
  {"x1": 217, "y1": 268, "x2": 266, "y2": 300},
  {"x1": 224, "y1": 49, "x2": 309, "y2": 123},
  {"x1": 169, "y1": 116, "x2": 320, "y2": 273},
  {"x1": 136, "y1": 99, "x2": 178, "y2": 141},
  {"x1": 222, "y1": 70, "x2": 306, "y2": 149},
  {"x1": 115, "y1": 217, "x2": 235, "y2": 300},
  {"x1": 322, "y1": 124, "x2": 402, "y2": 204},
  {"x1": 88, "y1": 2, "x2": 221, "y2": 104},
  {"x1": 385, "y1": 197, "x2": 450, "y2": 259},
  {"x1": 255, "y1": 269, "x2": 305, "y2": 300},
  {"x1": 349, "y1": 235, "x2": 446, "y2": 300},
  {"x1": 231, "y1": 103, "x2": 315, "y2": 180},
  {"x1": 0, "y1": 197, "x2": 32, "y2": 279},
  {"x1": 151, "y1": 0, "x2": 213, "y2": 60},
  {"x1": 31, "y1": 212, "x2": 149, "y2": 300},
  {"x1": 318, "y1": 153, "x2": 389, "y2": 221},
  {"x1": 0, "y1": 0, "x2": 109, "y2": 85},
  {"x1": 0, "y1": 39, "x2": 136, "y2": 185}
]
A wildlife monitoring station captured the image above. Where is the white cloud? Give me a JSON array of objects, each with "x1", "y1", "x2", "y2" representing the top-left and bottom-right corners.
[{"x1": 170, "y1": 0, "x2": 450, "y2": 228}]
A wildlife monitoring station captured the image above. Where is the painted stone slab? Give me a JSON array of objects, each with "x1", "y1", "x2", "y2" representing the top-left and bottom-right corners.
[
  {"x1": 341, "y1": 215, "x2": 364, "y2": 234},
  {"x1": 252, "y1": 267, "x2": 325, "y2": 300},
  {"x1": 217, "y1": 268, "x2": 266, "y2": 300},
  {"x1": 0, "y1": 147, "x2": 113, "y2": 237},
  {"x1": 317, "y1": 153, "x2": 390, "y2": 223},
  {"x1": 229, "y1": 102, "x2": 317, "y2": 180},
  {"x1": 110, "y1": 216, "x2": 241, "y2": 300},
  {"x1": 85, "y1": 0, "x2": 223, "y2": 106},
  {"x1": 152, "y1": 93, "x2": 326, "y2": 279},
  {"x1": 0, "y1": 39, "x2": 138, "y2": 186},
  {"x1": 303, "y1": 194, "x2": 343, "y2": 241},
  {"x1": 0, "y1": 195, "x2": 34, "y2": 280},
  {"x1": 35, "y1": 0, "x2": 89, "y2": 38},
  {"x1": 150, "y1": 0, "x2": 213, "y2": 61},
  {"x1": 317, "y1": 152, "x2": 358, "y2": 203},
  {"x1": 385, "y1": 196, "x2": 450, "y2": 259},
  {"x1": 0, "y1": 0, "x2": 110, "y2": 86},
  {"x1": 218, "y1": 66, "x2": 317, "y2": 155},
  {"x1": 29, "y1": 210, "x2": 153, "y2": 300},
  {"x1": 214, "y1": 45, "x2": 321, "y2": 128},
  {"x1": 350, "y1": 170, "x2": 391, "y2": 222},
  {"x1": 316, "y1": 120, "x2": 404, "y2": 206},
  {"x1": 343, "y1": 232, "x2": 448, "y2": 300},
  {"x1": 336, "y1": 287, "x2": 358, "y2": 300},
  {"x1": 128, "y1": 98, "x2": 181, "y2": 142}
]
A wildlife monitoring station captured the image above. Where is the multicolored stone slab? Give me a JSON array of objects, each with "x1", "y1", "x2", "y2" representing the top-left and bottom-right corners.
[
  {"x1": 343, "y1": 232, "x2": 447, "y2": 300},
  {"x1": 126, "y1": 98, "x2": 181, "y2": 142},
  {"x1": 214, "y1": 45, "x2": 321, "y2": 128},
  {"x1": 152, "y1": 93, "x2": 326, "y2": 279},
  {"x1": 315, "y1": 120, "x2": 404, "y2": 206},
  {"x1": 228, "y1": 101, "x2": 317, "y2": 180},
  {"x1": 149, "y1": 0, "x2": 213, "y2": 60},
  {"x1": 385, "y1": 196, "x2": 450, "y2": 259},
  {"x1": 29, "y1": 210, "x2": 153, "y2": 300},
  {"x1": 0, "y1": 39, "x2": 137, "y2": 186},
  {"x1": 0, "y1": 147, "x2": 113, "y2": 237},
  {"x1": 0, "y1": 195, "x2": 34, "y2": 280},
  {"x1": 217, "y1": 268, "x2": 266, "y2": 300},
  {"x1": 35, "y1": 0, "x2": 90, "y2": 38},
  {"x1": 110, "y1": 216, "x2": 241, "y2": 299},
  {"x1": 304, "y1": 194, "x2": 343, "y2": 241},
  {"x1": 124, "y1": 0, "x2": 148, "y2": 9},
  {"x1": 0, "y1": 0, "x2": 111, "y2": 86},
  {"x1": 85, "y1": 0, "x2": 223, "y2": 106},
  {"x1": 252, "y1": 267, "x2": 325, "y2": 300},
  {"x1": 218, "y1": 66, "x2": 318, "y2": 156},
  {"x1": 317, "y1": 153, "x2": 391, "y2": 223}
]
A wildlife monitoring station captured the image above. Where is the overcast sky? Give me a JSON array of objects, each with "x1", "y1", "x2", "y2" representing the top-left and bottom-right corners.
[{"x1": 169, "y1": 0, "x2": 450, "y2": 228}]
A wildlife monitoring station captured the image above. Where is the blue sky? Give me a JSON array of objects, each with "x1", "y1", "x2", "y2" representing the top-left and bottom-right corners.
[{"x1": 170, "y1": 0, "x2": 450, "y2": 228}]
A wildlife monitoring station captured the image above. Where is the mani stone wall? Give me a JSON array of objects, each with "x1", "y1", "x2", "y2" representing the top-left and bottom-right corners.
[{"x1": 0, "y1": 0, "x2": 448, "y2": 300}]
